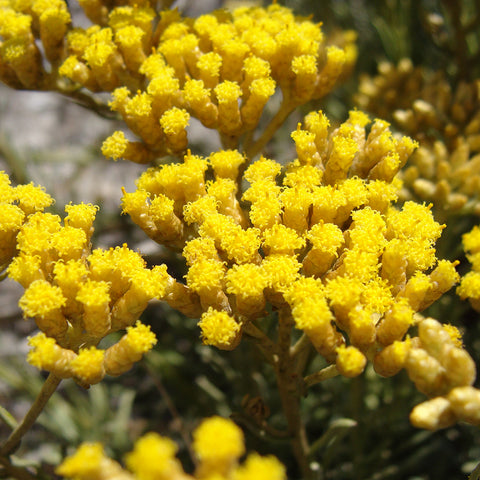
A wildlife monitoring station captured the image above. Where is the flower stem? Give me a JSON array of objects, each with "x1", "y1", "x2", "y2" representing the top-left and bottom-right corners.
[
  {"x1": 275, "y1": 308, "x2": 312, "y2": 478},
  {"x1": 244, "y1": 322, "x2": 278, "y2": 365},
  {"x1": 0, "y1": 405, "x2": 17, "y2": 431},
  {"x1": 0, "y1": 373, "x2": 61, "y2": 456},
  {"x1": 304, "y1": 365, "x2": 340, "y2": 388},
  {"x1": 245, "y1": 94, "x2": 296, "y2": 159}
]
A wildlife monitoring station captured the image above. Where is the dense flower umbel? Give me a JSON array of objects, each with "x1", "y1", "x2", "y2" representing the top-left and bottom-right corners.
[
  {"x1": 0, "y1": 171, "x2": 53, "y2": 271},
  {"x1": 98, "y1": 4, "x2": 355, "y2": 159},
  {"x1": 2, "y1": 174, "x2": 192, "y2": 385},
  {"x1": 56, "y1": 416, "x2": 286, "y2": 480},
  {"x1": 119, "y1": 108, "x2": 480, "y2": 428},
  {"x1": 0, "y1": 0, "x2": 355, "y2": 161},
  {"x1": 355, "y1": 59, "x2": 480, "y2": 217}
]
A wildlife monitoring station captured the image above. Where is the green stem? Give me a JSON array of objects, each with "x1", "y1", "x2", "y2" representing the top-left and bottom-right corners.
[
  {"x1": 351, "y1": 376, "x2": 365, "y2": 480},
  {"x1": 275, "y1": 308, "x2": 312, "y2": 479},
  {"x1": 469, "y1": 460, "x2": 480, "y2": 480},
  {"x1": 441, "y1": 0, "x2": 470, "y2": 81},
  {"x1": 244, "y1": 322, "x2": 278, "y2": 365},
  {"x1": 308, "y1": 418, "x2": 357, "y2": 459},
  {"x1": 0, "y1": 406, "x2": 18, "y2": 431},
  {"x1": 304, "y1": 365, "x2": 340, "y2": 388},
  {"x1": 291, "y1": 333, "x2": 313, "y2": 377},
  {"x1": 0, "y1": 373, "x2": 61, "y2": 456},
  {"x1": 245, "y1": 94, "x2": 296, "y2": 159}
]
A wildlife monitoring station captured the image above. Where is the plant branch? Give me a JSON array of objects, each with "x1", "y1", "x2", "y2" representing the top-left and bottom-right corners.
[
  {"x1": 0, "y1": 405, "x2": 18, "y2": 431},
  {"x1": 0, "y1": 373, "x2": 61, "y2": 456},
  {"x1": 0, "y1": 456, "x2": 39, "y2": 480},
  {"x1": 245, "y1": 93, "x2": 296, "y2": 159},
  {"x1": 56, "y1": 87, "x2": 119, "y2": 120},
  {"x1": 304, "y1": 365, "x2": 340, "y2": 388},
  {"x1": 469, "y1": 460, "x2": 480, "y2": 480},
  {"x1": 308, "y1": 418, "x2": 357, "y2": 458},
  {"x1": 274, "y1": 308, "x2": 312, "y2": 478},
  {"x1": 291, "y1": 333, "x2": 314, "y2": 377},
  {"x1": 243, "y1": 321, "x2": 278, "y2": 365},
  {"x1": 231, "y1": 412, "x2": 290, "y2": 442}
]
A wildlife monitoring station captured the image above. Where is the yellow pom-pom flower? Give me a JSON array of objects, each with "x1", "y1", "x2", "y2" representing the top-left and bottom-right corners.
[
  {"x1": 336, "y1": 345, "x2": 367, "y2": 378},
  {"x1": 198, "y1": 307, "x2": 241, "y2": 350},
  {"x1": 193, "y1": 416, "x2": 245, "y2": 477},
  {"x1": 125, "y1": 433, "x2": 181, "y2": 480}
]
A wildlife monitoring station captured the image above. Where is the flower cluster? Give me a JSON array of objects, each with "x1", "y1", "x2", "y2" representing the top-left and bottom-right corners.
[
  {"x1": 56, "y1": 415, "x2": 286, "y2": 480},
  {"x1": 355, "y1": 59, "x2": 480, "y2": 217},
  {"x1": 405, "y1": 318, "x2": 480, "y2": 430},
  {"x1": 1, "y1": 171, "x2": 197, "y2": 386},
  {"x1": 118, "y1": 107, "x2": 480, "y2": 427},
  {"x1": 0, "y1": 0, "x2": 71, "y2": 89},
  {"x1": 0, "y1": 0, "x2": 356, "y2": 162},
  {"x1": 457, "y1": 224, "x2": 480, "y2": 311},
  {"x1": 98, "y1": 3, "x2": 355, "y2": 160},
  {"x1": 4, "y1": 2, "x2": 480, "y2": 478},
  {"x1": 0, "y1": 171, "x2": 53, "y2": 272}
]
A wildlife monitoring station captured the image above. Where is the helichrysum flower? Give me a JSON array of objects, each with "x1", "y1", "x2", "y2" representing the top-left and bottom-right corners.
[
  {"x1": 56, "y1": 442, "x2": 134, "y2": 480},
  {"x1": 117, "y1": 107, "x2": 480, "y2": 431},
  {"x1": 193, "y1": 416, "x2": 245, "y2": 477},
  {"x1": 2, "y1": 174, "x2": 170, "y2": 385},
  {"x1": 57, "y1": 416, "x2": 285, "y2": 480},
  {"x1": 0, "y1": 171, "x2": 53, "y2": 271},
  {"x1": 40, "y1": 2, "x2": 355, "y2": 161},
  {"x1": 405, "y1": 318, "x2": 479, "y2": 430}
]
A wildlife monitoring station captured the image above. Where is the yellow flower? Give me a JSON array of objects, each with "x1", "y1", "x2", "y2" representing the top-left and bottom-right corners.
[
  {"x1": 56, "y1": 442, "x2": 131, "y2": 480},
  {"x1": 76, "y1": 280, "x2": 111, "y2": 337},
  {"x1": 126, "y1": 433, "x2": 181, "y2": 480},
  {"x1": 232, "y1": 453, "x2": 286, "y2": 480},
  {"x1": 104, "y1": 321, "x2": 157, "y2": 376},
  {"x1": 27, "y1": 333, "x2": 76, "y2": 379},
  {"x1": 198, "y1": 308, "x2": 241, "y2": 350},
  {"x1": 70, "y1": 347, "x2": 105, "y2": 385},
  {"x1": 193, "y1": 416, "x2": 245, "y2": 476},
  {"x1": 336, "y1": 345, "x2": 367, "y2": 378},
  {"x1": 19, "y1": 279, "x2": 68, "y2": 338}
]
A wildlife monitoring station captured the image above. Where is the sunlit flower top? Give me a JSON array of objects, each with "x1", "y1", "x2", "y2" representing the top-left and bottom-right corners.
[
  {"x1": 0, "y1": 0, "x2": 356, "y2": 161},
  {"x1": 2, "y1": 0, "x2": 479, "y2": 435},
  {"x1": 457, "y1": 224, "x2": 480, "y2": 311},
  {"x1": 0, "y1": 170, "x2": 53, "y2": 271}
]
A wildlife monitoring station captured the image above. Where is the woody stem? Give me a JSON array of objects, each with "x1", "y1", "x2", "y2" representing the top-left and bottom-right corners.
[{"x1": 275, "y1": 308, "x2": 312, "y2": 479}]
